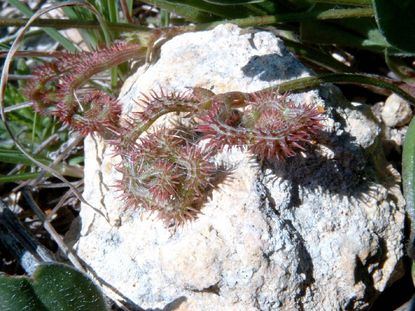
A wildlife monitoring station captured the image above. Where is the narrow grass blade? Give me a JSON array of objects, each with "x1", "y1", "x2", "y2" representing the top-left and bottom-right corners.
[{"x1": 7, "y1": 0, "x2": 77, "y2": 52}]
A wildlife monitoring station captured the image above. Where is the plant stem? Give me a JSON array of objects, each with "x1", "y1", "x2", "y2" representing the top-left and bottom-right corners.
[
  {"x1": 310, "y1": 0, "x2": 371, "y2": 5},
  {"x1": 192, "y1": 7, "x2": 374, "y2": 30},
  {"x1": 261, "y1": 73, "x2": 415, "y2": 105},
  {"x1": 120, "y1": 0, "x2": 134, "y2": 23},
  {"x1": 0, "y1": 29, "x2": 43, "y2": 45},
  {"x1": 7, "y1": 0, "x2": 77, "y2": 52},
  {"x1": 0, "y1": 18, "x2": 150, "y2": 32},
  {"x1": 0, "y1": 172, "x2": 40, "y2": 182},
  {"x1": 0, "y1": 7, "x2": 373, "y2": 34},
  {"x1": 314, "y1": 7, "x2": 373, "y2": 19}
]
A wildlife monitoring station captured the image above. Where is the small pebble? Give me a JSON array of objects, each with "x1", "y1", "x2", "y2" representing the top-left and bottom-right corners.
[{"x1": 381, "y1": 94, "x2": 413, "y2": 127}]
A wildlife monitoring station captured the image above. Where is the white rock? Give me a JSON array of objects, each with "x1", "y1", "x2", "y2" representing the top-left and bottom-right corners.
[
  {"x1": 75, "y1": 24, "x2": 405, "y2": 310},
  {"x1": 381, "y1": 93, "x2": 413, "y2": 127},
  {"x1": 346, "y1": 102, "x2": 380, "y2": 149},
  {"x1": 383, "y1": 126, "x2": 407, "y2": 154}
]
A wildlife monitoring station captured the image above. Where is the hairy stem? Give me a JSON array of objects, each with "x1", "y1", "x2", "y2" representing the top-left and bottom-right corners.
[
  {"x1": 68, "y1": 44, "x2": 144, "y2": 91},
  {"x1": 191, "y1": 7, "x2": 374, "y2": 30}
]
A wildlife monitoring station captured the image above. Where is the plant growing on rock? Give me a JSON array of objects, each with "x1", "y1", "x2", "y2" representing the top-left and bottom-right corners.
[{"x1": 25, "y1": 42, "x2": 324, "y2": 226}]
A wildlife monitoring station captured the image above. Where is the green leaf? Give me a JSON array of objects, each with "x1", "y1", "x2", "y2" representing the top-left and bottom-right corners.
[
  {"x1": 0, "y1": 275, "x2": 47, "y2": 311},
  {"x1": 7, "y1": 0, "x2": 77, "y2": 52},
  {"x1": 300, "y1": 19, "x2": 389, "y2": 52},
  {"x1": 403, "y1": 116, "x2": 415, "y2": 252},
  {"x1": 60, "y1": 6, "x2": 99, "y2": 49},
  {"x1": 202, "y1": 0, "x2": 265, "y2": 4},
  {"x1": 0, "y1": 149, "x2": 50, "y2": 166},
  {"x1": 250, "y1": 1, "x2": 294, "y2": 14},
  {"x1": 0, "y1": 172, "x2": 41, "y2": 183},
  {"x1": 0, "y1": 264, "x2": 108, "y2": 311},
  {"x1": 363, "y1": 27, "x2": 390, "y2": 48},
  {"x1": 33, "y1": 264, "x2": 108, "y2": 311},
  {"x1": 143, "y1": 0, "x2": 254, "y2": 21},
  {"x1": 373, "y1": 0, "x2": 415, "y2": 53}
]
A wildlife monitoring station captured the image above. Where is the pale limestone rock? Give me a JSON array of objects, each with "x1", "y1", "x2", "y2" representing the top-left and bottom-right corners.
[
  {"x1": 75, "y1": 24, "x2": 406, "y2": 310},
  {"x1": 346, "y1": 102, "x2": 380, "y2": 149},
  {"x1": 381, "y1": 93, "x2": 413, "y2": 127},
  {"x1": 371, "y1": 100, "x2": 408, "y2": 154}
]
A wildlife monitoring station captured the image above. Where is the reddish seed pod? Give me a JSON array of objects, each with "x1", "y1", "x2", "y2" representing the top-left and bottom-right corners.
[
  {"x1": 117, "y1": 127, "x2": 217, "y2": 226},
  {"x1": 24, "y1": 42, "x2": 325, "y2": 226},
  {"x1": 197, "y1": 90, "x2": 324, "y2": 160},
  {"x1": 24, "y1": 42, "x2": 141, "y2": 135}
]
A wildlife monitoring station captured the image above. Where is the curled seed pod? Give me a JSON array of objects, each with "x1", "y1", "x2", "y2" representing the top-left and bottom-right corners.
[
  {"x1": 197, "y1": 90, "x2": 324, "y2": 160},
  {"x1": 111, "y1": 88, "x2": 200, "y2": 155},
  {"x1": 117, "y1": 127, "x2": 216, "y2": 226},
  {"x1": 246, "y1": 92, "x2": 324, "y2": 159},
  {"x1": 24, "y1": 63, "x2": 61, "y2": 115},
  {"x1": 24, "y1": 42, "x2": 142, "y2": 135},
  {"x1": 196, "y1": 102, "x2": 246, "y2": 151},
  {"x1": 54, "y1": 90, "x2": 122, "y2": 137},
  {"x1": 134, "y1": 88, "x2": 198, "y2": 123}
]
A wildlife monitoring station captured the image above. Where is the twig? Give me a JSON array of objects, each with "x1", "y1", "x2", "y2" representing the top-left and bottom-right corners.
[
  {"x1": 21, "y1": 189, "x2": 144, "y2": 311},
  {"x1": 7, "y1": 74, "x2": 33, "y2": 80},
  {"x1": 120, "y1": 0, "x2": 134, "y2": 24},
  {"x1": 46, "y1": 181, "x2": 83, "y2": 221},
  {"x1": 4, "y1": 101, "x2": 33, "y2": 112},
  {"x1": 0, "y1": 17, "x2": 150, "y2": 32},
  {"x1": 21, "y1": 189, "x2": 86, "y2": 272}
]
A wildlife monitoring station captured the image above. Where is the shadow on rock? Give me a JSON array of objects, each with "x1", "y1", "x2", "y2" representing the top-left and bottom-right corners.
[{"x1": 241, "y1": 52, "x2": 310, "y2": 82}]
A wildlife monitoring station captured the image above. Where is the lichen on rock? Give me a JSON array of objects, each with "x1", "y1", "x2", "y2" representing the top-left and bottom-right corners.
[{"x1": 74, "y1": 24, "x2": 405, "y2": 310}]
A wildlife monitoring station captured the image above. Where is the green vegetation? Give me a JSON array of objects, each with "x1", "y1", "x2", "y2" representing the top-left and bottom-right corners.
[{"x1": 0, "y1": 263, "x2": 107, "y2": 311}]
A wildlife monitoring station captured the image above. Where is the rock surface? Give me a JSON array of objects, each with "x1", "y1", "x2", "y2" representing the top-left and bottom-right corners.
[{"x1": 75, "y1": 24, "x2": 406, "y2": 310}]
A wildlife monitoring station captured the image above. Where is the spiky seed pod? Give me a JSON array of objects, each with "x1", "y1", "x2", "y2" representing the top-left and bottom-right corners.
[
  {"x1": 134, "y1": 88, "x2": 198, "y2": 124},
  {"x1": 117, "y1": 127, "x2": 216, "y2": 226},
  {"x1": 197, "y1": 90, "x2": 324, "y2": 160},
  {"x1": 24, "y1": 42, "x2": 142, "y2": 136},
  {"x1": 196, "y1": 101, "x2": 247, "y2": 151},
  {"x1": 24, "y1": 63, "x2": 61, "y2": 115},
  {"x1": 54, "y1": 90, "x2": 122, "y2": 136},
  {"x1": 24, "y1": 40, "x2": 325, "y2": 225},
  {"x1": 59, "y1": 42, "x2": 143, "y2": 92},
  {"x1": 246, "y1": 92, "x2": 324, "y2": 159},
  {"x1": 111, "y1": 89, "x2": 200, "y2": 155},
  {"x1": 148, "y1": 161, "x2": 182, "y2": 202}
]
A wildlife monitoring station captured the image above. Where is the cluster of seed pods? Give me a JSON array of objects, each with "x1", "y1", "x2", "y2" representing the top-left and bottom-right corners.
[{"x1": 25, "y1": 43, "x2": 324, "y2": 226}]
